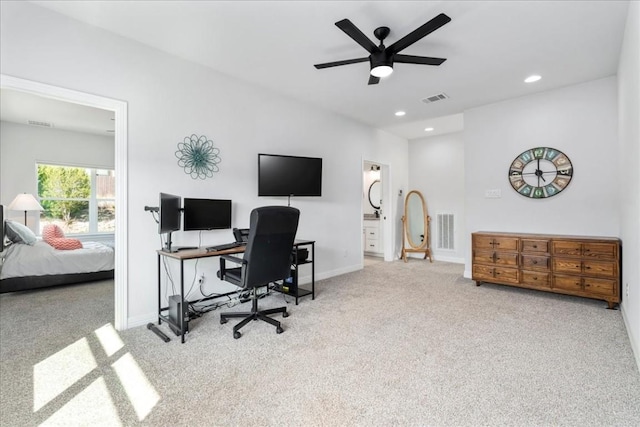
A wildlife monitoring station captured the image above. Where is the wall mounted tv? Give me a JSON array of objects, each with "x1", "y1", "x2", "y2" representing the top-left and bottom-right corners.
[
  {"x1": 258, "y1": 153, "x2": 322, "y2": 197},
  {"x1": 183, "y1": 198, "x2": 232, "y2": 231}
]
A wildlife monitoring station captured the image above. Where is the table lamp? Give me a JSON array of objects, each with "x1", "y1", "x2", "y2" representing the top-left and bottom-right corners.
[{"x1": 7, "y1": 193, "x2": 44, "y2": 225}]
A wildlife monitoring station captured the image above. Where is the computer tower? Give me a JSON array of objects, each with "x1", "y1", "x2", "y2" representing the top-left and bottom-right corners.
[{"x1": 168, "y1": 295, "x2": 189, "y2": 336}]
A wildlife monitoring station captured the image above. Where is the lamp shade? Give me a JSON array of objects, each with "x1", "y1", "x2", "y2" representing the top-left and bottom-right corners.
[{"x1": 8, "y1": 193, "x2": 44, "y2": 212}]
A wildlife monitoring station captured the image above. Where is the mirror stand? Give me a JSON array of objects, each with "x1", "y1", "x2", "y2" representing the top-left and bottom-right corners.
[{"x1": 401, "y1": 190, "x2": 433, "y2": 263}]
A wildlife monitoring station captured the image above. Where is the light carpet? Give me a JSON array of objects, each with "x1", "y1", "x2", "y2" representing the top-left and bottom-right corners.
[{"x1": 1, "y1": 259, "x2": 639, "y2": 426}]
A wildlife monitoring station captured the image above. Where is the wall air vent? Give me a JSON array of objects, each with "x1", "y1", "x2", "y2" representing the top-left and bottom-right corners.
[
  {"x1": 28, "y1": 120, "x2": 53, "y2": 128},
  {"x1": 437, "y1": 213, "x2": 455, "y2": 250},
  {"x1": 421, "y1": 93, "x2": 449, "y2": 104}
]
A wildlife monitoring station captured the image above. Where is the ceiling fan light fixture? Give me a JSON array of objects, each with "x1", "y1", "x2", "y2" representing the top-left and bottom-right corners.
[
  {"x1": 524, "y1": 74, "x2": 542, "y2": 83},
  {"x1": 370, "y1": 65, "x2": 393, "y2": 78}
]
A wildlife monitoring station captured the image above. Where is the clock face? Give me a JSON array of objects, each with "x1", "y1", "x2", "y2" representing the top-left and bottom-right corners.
[{"x1": 508, "y1": 147, "x2": 573, "y2": 198}]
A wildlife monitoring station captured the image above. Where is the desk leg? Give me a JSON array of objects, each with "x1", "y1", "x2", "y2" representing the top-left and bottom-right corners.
[
  {"x1": 180, "y1": 259, "x2": 185, "y2": 344},
  {"x1": 157, "y1": 254, "x2": 162, "y2": 325},
  {"x1": 311, "y1": 242, "x2": 315, "y2": 300}
]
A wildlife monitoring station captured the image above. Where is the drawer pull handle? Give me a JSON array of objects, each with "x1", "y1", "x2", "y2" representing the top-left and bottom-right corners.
[
  {"x1": 533, "y1": 245, "x2": 537, "y2": 249},
  {"x1": 585, "y1": 266, "x2": 591, "y2": 270},
  {"x1": 533, "y1": 260, "x2": 538, "y2": 264}
]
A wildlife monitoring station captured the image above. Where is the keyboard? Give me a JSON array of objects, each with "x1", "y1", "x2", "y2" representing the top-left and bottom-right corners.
[{"x1": 206, "y1": 242, "x2": 242, "y2": 252}]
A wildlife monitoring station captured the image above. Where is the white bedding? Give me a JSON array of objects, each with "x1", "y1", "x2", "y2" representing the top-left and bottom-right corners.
[{"x1": 0, "y1": 241, "x2": 114, "y2": 279}]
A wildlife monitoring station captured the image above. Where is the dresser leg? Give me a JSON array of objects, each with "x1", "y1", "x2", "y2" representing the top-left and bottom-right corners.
[
  {"x1": 606, "y1": 301, "x2": 616, "y2": 310},
  {"x1": 475, "y1": 281, "x2": 481, "y2": 286}
]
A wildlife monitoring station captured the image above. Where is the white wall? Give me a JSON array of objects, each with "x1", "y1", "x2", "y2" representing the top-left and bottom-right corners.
[
  {"x1": 409, "y1": 131, "x2": 465, "y2": 263},
  {"x1": 463, "y1": 77, "x2": 619, "y2": 276},
  {"x1": 0, "y1": 1, "x2": 409, "y2": 326},
  {"x1": 618, "y1": 1, "x2": 640, "y2": 369},
  {"x1": 0, "y1": 121, "x2": 114, "y2": 229}
]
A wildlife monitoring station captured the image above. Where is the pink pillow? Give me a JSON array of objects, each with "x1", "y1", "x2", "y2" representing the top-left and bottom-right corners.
[
  {"x1": 42, "y1": 224, "x2": 83, "y2": 250},
  {"x1": 47, "y1": 237, "x2": 83, "y2": 250},
  {"x1": 42, "y1": 224, "x2": 65, "y2": 240}
]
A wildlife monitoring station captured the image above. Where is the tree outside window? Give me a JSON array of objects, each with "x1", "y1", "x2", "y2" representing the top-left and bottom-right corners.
[{"x1": 38, "y1": 164, "x2": 115, "y2": 235}]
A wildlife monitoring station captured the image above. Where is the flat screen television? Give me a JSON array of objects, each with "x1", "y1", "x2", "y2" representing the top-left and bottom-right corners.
[
  {"x1": 158, "y1": 192, "x2": 181, "y2": 235},
  {"x1": 183, "y1": 198, "x2": 232, "y2": 231},
  {"x1": 258, "y1": 153, "x2": 322, "y2": 197}
]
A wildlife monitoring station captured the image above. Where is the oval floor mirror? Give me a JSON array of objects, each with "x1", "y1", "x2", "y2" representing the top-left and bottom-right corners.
[{"x1": 401, "y1": 190, "x2": 432, "y2": 262}]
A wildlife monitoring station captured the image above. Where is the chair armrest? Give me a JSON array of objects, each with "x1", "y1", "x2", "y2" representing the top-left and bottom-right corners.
[
  {"x1": 221, "y1": 254, "x2": 244, "y2": 264},
  {"x1": 218, "y1": 255, "x2": 246, "y2": 281}
]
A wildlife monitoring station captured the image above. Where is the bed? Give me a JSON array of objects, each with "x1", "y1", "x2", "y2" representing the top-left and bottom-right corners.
[{"x1": 0, "y1": 206, "x2": 115, "y2": 293}]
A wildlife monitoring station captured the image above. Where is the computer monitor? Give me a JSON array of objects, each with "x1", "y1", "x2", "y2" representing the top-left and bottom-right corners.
[
  {"x1": 158, "y1": 193, "x2": 181, "y2": 252},
  {"x1": 183, "y1": 198, "x2": 232, "y2": 231}
]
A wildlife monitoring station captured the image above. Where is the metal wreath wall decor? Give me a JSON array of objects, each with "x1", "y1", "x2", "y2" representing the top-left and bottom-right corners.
[{"x1": 175, "y1": 134, "x2": 221, "y2": 180}]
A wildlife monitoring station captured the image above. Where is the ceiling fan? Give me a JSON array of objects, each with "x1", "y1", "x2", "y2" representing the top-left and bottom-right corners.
[{"x1": 314, "y1": 13, "x2": 451, "y2": 85}]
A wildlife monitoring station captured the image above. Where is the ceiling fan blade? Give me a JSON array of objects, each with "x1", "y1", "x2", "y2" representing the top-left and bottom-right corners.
[
  {"x1": 335, "y1": 19, "x2": 378, "y2": 54},
  {"x1": 368, "y1": 75, "x2": 380, "y2": 85},
  {"x1": 314, "y1": 57, "x2": 369, "y2": 69},
  {"x1": 394, "y1": 54, "x2": 447, "y2": 66},
  {"x1": 387, "y1": 13, "x2": 451, "y2": 54}
]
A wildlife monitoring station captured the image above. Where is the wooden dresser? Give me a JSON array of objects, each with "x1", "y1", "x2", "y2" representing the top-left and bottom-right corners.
[{"x1": 472, "y1": 232, "x2": 621, "y2": 308}]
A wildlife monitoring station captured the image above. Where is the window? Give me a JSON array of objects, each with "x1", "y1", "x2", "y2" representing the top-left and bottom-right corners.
[{"x1": 37, "y1": 164, "x2": 115, "y2": 235}]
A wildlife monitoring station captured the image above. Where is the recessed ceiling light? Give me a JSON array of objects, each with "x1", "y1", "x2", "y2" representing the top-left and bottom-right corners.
[
  {"x1": 395, "y1": 111, "x2": 406, "y2": 117},
  {"x1": 424, "y1": 127, "x2": 434, "y2": 132},
  {"x1": 524, "y1": 75, "x2": 541, "y2": 83}
]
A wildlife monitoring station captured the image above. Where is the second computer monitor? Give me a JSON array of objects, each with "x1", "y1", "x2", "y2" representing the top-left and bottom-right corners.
[{"x1": 183, "y1": 198, "x2": 232, "y2": 231}]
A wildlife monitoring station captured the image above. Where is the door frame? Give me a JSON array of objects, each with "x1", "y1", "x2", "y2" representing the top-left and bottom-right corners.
[
  {"x1": 362, "y1": 159, "x2": 394, "y2": 262},
  {"x1": 1, "y1": 74, "x2": 128, "y2": 330}
]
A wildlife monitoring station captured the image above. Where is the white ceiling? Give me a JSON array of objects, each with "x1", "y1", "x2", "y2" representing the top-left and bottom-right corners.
[
  {"x1": 12, "y1": 1, "x2": 631, "y2": 140},
  {"x1": 0, "y1": 89, "x2": 115, "y2": 136}
]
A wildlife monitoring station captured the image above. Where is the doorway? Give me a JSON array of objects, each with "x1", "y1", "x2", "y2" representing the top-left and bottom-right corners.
[
  {"x1": 362, "y1": 160, "x2": 393, "y2": 263},
  {"x1": 1, "y1": 74, "x2": 128, "y2": 330}
]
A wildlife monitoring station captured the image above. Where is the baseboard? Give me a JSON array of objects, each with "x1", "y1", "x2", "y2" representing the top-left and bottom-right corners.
[
  {"x1": 620, "y1": 303, "x2": 640, "y2": 372},
  {"x1": 314, "y1": 263, "x2": 362, "y2": 282},
  {"x1": 433, "y1": 255, "x2": 465, "y2": 264},
  {"x1": 127, "y1": 312, "x2": 157, "y2": 329},
  {"x1": 464, "y1": 269, "x2": 472, "y2": 279}
]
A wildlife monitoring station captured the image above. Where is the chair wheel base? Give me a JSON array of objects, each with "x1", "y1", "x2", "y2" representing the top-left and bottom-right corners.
[
  {"x1": 276, "y1": 326, "x2": 284, "y2": 334},
  {"x1": 233, "y1": 331, "x2": 242, "y2": 339},
  {"x1": 220, "y1": 318, "x2": 228, "y2": 324},
  {"x1": 282, "y1": 311, "x2": 289, "y2": 318}
]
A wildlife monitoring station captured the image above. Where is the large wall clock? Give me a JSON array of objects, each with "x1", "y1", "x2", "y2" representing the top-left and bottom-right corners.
[{"x1": 508, "y1": 147, "x2": 573, "y2": 198}]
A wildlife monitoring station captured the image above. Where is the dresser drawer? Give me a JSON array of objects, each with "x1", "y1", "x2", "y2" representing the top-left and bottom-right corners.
[
  {"x1": 552, "y1": 241, "x2": 617, "y2": 259},
  {"x1": 364, "y1": 227, "x2": 379, "y2": 240},
  {"x1": 472, "y1": 264, "x2": 495, "y2": 281},
  {"x1": 583, "y1": 260, "x2": 617, "y2": 278},
  {"x1": 493, "y1": 267, "x2": 519, "y2": 284},
  {"x1": 520, "y1": 271, "x2": 551, "y2": 287},
  {"x1": 472, "y1": 265, "x2": 519, "y2": 284},
  {"x1": 521, "y1": 255, "x2": 550, "y2": 270},
  {"x1": 521, "y1": 239, "x2": 550, "y2": 254},
  {"x1": 553, "y1": 275, "x2": 583, "y2": 292},
  {"x1": 553, "y1": 258, "x2": 582, "y2": 274},
  {"x1": 552, "y1": 241, "x2": 582, "y2": 257},
  {"x1": 473, "y1": 250, "x2": 518, "y2": 267},
  {"x1": 473, "y1": 235, "x2": 518, "y2": 251},
  {"x1": 583, "y1": 243, "x2": 617, "y2": 260},
  {"x1": 364, "y1": 240, "x2": 379, "y2": 252},
  {"x1": 584, "y1": 277, "x2": 617, "y2": 296}
]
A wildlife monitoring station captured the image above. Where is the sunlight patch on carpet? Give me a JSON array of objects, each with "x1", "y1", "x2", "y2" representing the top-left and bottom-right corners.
[
  {"x1": 112, "y1": 352, "x2": 160, "y2": 421},
  {"x1": 33, "y1": 338, "x2": 97, "y2": 412}
]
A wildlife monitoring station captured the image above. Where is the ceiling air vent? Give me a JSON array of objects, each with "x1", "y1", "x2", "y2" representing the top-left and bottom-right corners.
[
  {"x1": 421, "y1": 93, "x2": 449, "y2": 104},
  {"x1": 28, "y1": 120, "x2": 53, "y2": 128}
]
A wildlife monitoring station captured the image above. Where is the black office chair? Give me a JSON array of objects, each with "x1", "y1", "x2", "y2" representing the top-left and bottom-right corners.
[{"x1": 218, "y1": 206, "x2": 300, "y2": 339}]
